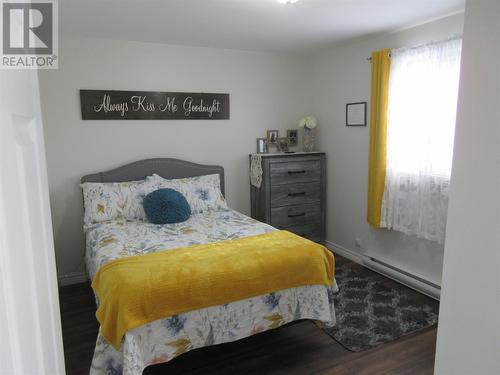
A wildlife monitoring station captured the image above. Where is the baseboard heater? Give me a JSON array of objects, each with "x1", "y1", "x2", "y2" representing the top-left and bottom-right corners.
[{"x1": 362, "y1": 256, "x2": 441, "y2": 300}]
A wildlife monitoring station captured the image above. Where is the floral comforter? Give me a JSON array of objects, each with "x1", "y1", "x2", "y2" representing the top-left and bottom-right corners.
[{"x1": 86, "y1": 209, "x2": 337, "y2": 375}]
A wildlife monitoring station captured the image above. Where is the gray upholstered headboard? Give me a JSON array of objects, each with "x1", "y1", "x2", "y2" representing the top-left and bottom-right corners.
[{"x1": 81, "y1": 158, "x2": 225, "y2": 196}]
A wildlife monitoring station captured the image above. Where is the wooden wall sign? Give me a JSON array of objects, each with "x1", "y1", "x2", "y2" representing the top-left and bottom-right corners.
[{"x1": 80, "y1": 90, "x2": 230, "y2": 120}]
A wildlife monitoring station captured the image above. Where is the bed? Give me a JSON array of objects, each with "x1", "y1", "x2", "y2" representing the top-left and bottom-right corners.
[{"x1": 81, "y1": 158, "x2": 337, "y2": 375}]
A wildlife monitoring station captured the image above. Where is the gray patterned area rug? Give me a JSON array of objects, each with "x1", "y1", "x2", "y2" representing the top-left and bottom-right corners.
[{"x1": 322, "y1": 256, "x2": 439, "y2": 352}]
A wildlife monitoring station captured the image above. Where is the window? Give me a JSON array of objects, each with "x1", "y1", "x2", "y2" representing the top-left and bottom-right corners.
[{"x1": 380, "y1": 38, "x2": 462, "y2": 243}]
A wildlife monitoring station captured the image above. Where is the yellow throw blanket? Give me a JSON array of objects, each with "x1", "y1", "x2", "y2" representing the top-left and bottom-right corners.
[{"x1": 92, "y1": 230, "x2": 335, "y2": 349}]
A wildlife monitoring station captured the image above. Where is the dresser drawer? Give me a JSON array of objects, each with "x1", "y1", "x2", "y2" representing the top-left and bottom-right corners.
[
  {"x1": 286, "y1": 223, "x2": 321, "y2": 243},
  {"x1": 270, "y1": 160, "x2": 321, "y2": 185},
  {"x1": 270, "y1": 182, "x2": 321, "y2": 207},
  {"x1": 270, "y1": 203, "x2": 321, "y2": 228}
]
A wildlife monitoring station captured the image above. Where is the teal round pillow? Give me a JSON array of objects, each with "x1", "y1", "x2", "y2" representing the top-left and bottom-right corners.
[{"x1": 143, "y1": 188, "x2": 191, "y2": 224}]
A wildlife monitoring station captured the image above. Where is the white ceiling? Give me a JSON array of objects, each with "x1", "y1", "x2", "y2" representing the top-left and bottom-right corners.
[{"x1": 61, "y1": 0, "x2": 465, "y2": 53}]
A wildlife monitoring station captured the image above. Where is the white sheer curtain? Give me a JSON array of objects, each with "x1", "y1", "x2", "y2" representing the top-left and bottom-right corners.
[{"x1": 380, "y1": 38, "x2": 462, "y2": 243}]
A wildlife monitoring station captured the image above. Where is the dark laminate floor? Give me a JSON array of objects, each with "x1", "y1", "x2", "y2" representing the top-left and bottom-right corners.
[{"x1": 59, "y1": 258, "x2": 438, "y2": 375}]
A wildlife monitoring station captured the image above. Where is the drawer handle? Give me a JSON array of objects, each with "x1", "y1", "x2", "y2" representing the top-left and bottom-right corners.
[
  {"x1": 288, "y1": 170, "x2": 306, "y2": 175},
  {"x1": 288, "y1": 212, "x2": 306, "y2": 218},
  {"x1": 288, "y1": 192, "x2": 306, "y2": 197}
]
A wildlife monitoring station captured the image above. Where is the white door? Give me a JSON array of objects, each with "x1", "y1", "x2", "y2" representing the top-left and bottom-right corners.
[
  {"x1": 434, "y1": 0, "x2": 500, "y2": 374},
  {"x1": 0, "y1": 69, "x2": 65, "y2": 374}
]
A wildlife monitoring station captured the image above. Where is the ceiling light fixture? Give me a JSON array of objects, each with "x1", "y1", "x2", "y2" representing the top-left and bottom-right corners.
[{"x1": 276, "y1": 0, "x2": 300, "y2": 4}]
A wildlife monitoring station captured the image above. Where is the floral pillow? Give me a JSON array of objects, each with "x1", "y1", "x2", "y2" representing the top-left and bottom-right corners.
[
  {"x1": 148, "y1": 173, "x2": 228, "y2": 213},
  {"x1": 81, "y1": 179, "x2": 155, "y2": 226}
]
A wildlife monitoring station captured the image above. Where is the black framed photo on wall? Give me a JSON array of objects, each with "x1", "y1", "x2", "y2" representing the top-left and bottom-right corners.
[{"x1": 346, "y1": 102, "x2": 367, "y2": 126}]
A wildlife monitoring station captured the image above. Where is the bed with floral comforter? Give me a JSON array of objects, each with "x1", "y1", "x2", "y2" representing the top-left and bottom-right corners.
[{"x1": 86, "y1": 209, "x2": 337, "y2": 375}]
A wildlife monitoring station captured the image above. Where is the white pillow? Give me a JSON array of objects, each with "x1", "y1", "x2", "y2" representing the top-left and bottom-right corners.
[
  {"x1": 148, "y1": 173, "x2": 228, "y2": 213},
  {"x1": 81, "y1": 179, "x2": 155, "y2": 226}
]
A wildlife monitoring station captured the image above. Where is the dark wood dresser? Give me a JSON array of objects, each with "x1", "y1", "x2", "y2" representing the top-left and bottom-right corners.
[{"x1": 250, "y1": 152, "x2": 326, "y2": 243}]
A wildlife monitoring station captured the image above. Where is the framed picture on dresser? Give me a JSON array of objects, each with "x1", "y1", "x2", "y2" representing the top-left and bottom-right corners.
[
  {"x1": 287, "y1": 129, "x2": 298, "y2": 146},
  {"x1": 266, "y1": 130, "x2": 279, "y2": 145},
  {"x1": 278, "y1": 137, "x2": 289, "y2": 152},
  {"x1": 256, "y1": 138, "x2": 268, "y2": 154}
]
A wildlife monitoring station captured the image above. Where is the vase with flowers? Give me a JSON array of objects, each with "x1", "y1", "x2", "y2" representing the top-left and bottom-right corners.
[{"x1": 298, "y1": 115, "x2": 318, "y2": 152}]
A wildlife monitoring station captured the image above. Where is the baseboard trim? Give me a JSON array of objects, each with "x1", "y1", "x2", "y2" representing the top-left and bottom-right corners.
[
  {"x1": 325, "y1": 240, "x2": 364, "y2": 263},
  {"x1": 325, "y1": 240, "x2": 440, "y2": 301},
  {"x1": 58, "y1": 272, "x2": 88, "y2": 286}
]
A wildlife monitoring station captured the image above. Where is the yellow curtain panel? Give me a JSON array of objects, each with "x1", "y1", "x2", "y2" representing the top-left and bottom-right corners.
[{"x1": 367, "y1": 48, "x2": 391, "y2": 228}]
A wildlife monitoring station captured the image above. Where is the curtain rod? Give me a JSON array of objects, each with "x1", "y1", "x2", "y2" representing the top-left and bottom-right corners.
[
  {"x1": 366, "y1": 55, "x2": 390, "y2": 62},
  {"x1": 366, "y1": 35, "x2": 461, "y2": 62},
  {"x1": 366, "y1": 52, "x2": 391, "y2": 62}
]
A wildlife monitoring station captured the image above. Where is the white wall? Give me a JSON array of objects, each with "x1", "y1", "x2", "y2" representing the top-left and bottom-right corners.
[
  {"x1": 307, "y1": 13, "x2": 464, "y2": 286},
  {"x1": 39, "y1": 36, "x2": 308, "y2": 281},
  {"x1": 435, "y1": 0, "x2": 500, "y2": 373}
]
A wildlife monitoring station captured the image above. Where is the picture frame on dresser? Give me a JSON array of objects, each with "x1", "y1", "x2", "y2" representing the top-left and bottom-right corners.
[
  {"x1": 256, "y1": 138, "x2": 268, "y2": 154},
  {"x1": 277, "y1": 137, "x2": 289, "y2": 153},
  {"x1": 287, "y1": 129, "x2": 298, "y2": 146},
  {"x1": 249, "y1": 152, "x2": 326, "y2": 244},
  {"x1": 266, "y1": 130, "x2": 279, "y2": 145}
]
